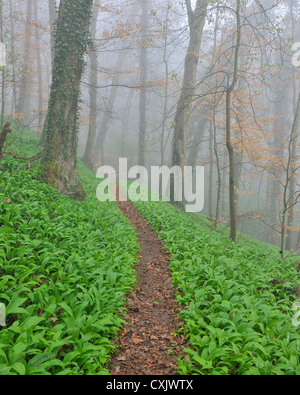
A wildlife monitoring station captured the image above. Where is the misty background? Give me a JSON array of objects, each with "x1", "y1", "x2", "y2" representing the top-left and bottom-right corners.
[{"x1": 0, "y1": 0, "x2": 299, "y2": 253}]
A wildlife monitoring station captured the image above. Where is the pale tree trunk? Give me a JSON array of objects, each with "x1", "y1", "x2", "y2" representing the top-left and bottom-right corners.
[
  {"x1": 9, "y1": 0, "x2": 17, "y2": 114},
  {"x1": 211, "y1": 10, "x2": 221, "y2": 227},
  {"x1": 213, "y1": 106, "x2": 222, "y2": 227},
  {"x1": 172, "y1": 0, "x2": 208, "y2": 206},
  {"x1": 160, "y1": 0, "x2": 171, "y2": 166},
  {"x1": 42, "y1": 0, "x2": 94, "y2": 200},
  {"x1": 286, "y1": 0, "x2": 298, "y2": 252},
  {"x1": 0, "y1": 0, "x2": 4, "y2": 130},
  {"x1": 209, "y1": 120, "x2": 214, "y2": 218},
  {"x1": 33, "y1": 1, "x2": 43, "y2": 131},
  {"x1": 40, "y1": 0, "x2": 58, "y2": 144},
  {"x1": 18, "y1": 0, "x2": 33, "y2": 122},
  {"x1": 188, "y1": 117, "x2": 207, "y2": 168},
  {"x1": 121, "y1": 90, "x2": 134, "y2": 158},
  {"x1": 280, "y1": 92, "x2": 300, "y2": 259},
  {"x1": 93, "y1": 50, "x2": 126, "y2": 167},
  {"x1": 138, "y1": 0, "x2": 148, "y2": 167},
  {"x1": 225, "y1": 0, "x2": 241, "y2": 242},
  {"x1": 84, "y1": 0, "x2": 100, "y2": 169}
]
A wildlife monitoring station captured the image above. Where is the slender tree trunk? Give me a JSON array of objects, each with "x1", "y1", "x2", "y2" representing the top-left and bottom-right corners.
[
  {"x1": 33, "y1": 1, "x2": 43, "y2": 131},
  {"x1": 93, "y1": 50, "x2": 126, "y2": 167},
  {"x1": 0, "y1": 0, "x2": 5, "y2": 130},
  {"x1": 188, "y1": 117, "x2": 207, "y2": 168},
  {"x1": 209, "y1": 120, "x2": 214, "y2": 218},
  {"x1": 138, "y1": 0, "x2": 148, "y2": 167},
  {"x1": 286, "y1": 0, "x2": 298, "y2": 251},
  {"x1": 17, "y1": 0, "x2": 33, "y2": 122},
  {"x1": 121, "y1": 90, "x2": 134, "y2": 158},
  {"x1": 160, "y1": 0, "x2": 170, "y2": 166},
  {"x1": 171, "y1": 0, "x2": 208, "y2": 206},
  {"x1": 42, "y1": 0, "x2": 94, "y2": 200},
  {"x1": 280, "y1": 92, "x2": 300, "y2": 259},
  {"x1": 9, "y1": 0, "x2": 17, "y2": 114},
  {"x1": 225, "y1": 0, "x2": 241, "y2": 242},
  {"x1": 84, "y1": 0, "x2": 100, "y2": 169},
  {"x1": 213, "y1": 106, "x2": 221, "y2": 227}
]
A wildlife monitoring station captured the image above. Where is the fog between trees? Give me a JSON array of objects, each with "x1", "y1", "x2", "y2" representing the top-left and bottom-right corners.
[{"x1": 1, "y1": 0, "x2": 299, "y2": 255}]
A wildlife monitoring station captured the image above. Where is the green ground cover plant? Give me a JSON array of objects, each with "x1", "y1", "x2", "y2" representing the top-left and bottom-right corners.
[
  {"x1": 0, "y1": 129, "x2": 138, "y2": 375},
  {"x1": 134, "y1": 200, "x2": 300, "y2": 375}
]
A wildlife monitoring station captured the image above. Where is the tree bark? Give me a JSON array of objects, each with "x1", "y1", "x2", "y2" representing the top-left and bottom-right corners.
[
  {"x1": 17, "y1": 0, "x2": 33, "y2": 122},
  {"x1": 42, "y1": 0, "x2": 94, "y2": 200},
  {"x1": 0, "y1": 122, "x2": 12, "y2": 159},
  {"x1": 225, "y1": 0, "x2": 241, "y2": 242},
  {"x1": 171, "y1": 0, "x2": 208, "y2": 206},
  {"x1": 138, "y1": 0, "x2": 148, "y2": 167},
  {"x1": 93, "y1": 50, "x2": 126, "y2": 167},
  {"x1": 83, "y1": 0, "x2": 100, "y2": 169},
  {"x1": 286, "y1": 0, "x2": 298, "y2": 252},
  {"x1": 48, "y1": 0, "x2": 57, "y2": 66},
  {"x1": 33, "y1": 1, "x2": 43, "y2": 131},
  {"x1": 9, "y1": 0, "x2": 17, "y2": 114},
  {"x1": 0, "y1": 0, "x2": 5, "y2": 131}
]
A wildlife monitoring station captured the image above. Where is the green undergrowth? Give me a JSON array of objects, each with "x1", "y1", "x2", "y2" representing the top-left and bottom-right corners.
[
  {"x1": 133, "y1": 200, "x2": 300, "y2": 376},
  {"x1": 0, "y1": 132, "x2": 138, "y2": 375}
]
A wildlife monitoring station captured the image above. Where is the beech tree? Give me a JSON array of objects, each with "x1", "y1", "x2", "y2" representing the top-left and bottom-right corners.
[
  {"x1": 42, "y1": 0, "x2": 94, "y2": 200},
  {"x1": 171, "y1": 0, "x2": 208, "y2": 206}
]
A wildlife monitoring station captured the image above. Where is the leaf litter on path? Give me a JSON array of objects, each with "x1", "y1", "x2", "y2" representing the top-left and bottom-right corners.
[{"x1": 110, "y1": 189, "x2": 187, "y2": 375}]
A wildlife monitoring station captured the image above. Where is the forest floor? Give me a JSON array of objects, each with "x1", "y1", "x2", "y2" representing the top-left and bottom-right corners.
[{"x1": 110, "y1": 188, "x2": 187, "y2": 375}]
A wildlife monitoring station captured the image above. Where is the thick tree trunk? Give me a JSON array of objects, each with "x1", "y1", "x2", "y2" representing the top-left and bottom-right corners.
[
  {"x1": 40, "y1": 0, "x2": 58, "y2": 145},
  {"x1": 42, "y1": 0, "x2": 93, "y2": 200},
  {"x1": 48, "y1": 0, "x2": 57, "y2": 66},
  {"x1": 171, "y1": 0, "x2": 208, "y2": 206}
]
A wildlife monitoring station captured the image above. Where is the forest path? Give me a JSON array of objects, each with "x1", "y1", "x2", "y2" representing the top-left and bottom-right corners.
[{"x1": 110, "y1": 189, "x2": 187, "y2": 375}]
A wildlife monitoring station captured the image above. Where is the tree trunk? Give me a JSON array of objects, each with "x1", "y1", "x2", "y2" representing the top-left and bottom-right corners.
[
  {"x1": 0, "y1": 122, "x2": 12, "y2": 159},
  {"x1": 42, "y1": 0, "x2": 94, "y2": 200},
  {"x1": 121, "y1": 90, "x2": 134, "y2": 158},
  {"x1": 286, "y1": 0, "x2": 298, "y2": 252},
  {"x1": 17, "y1": 0, "x2": 33, "y2": 122},
  {"x1": 33, "y1": 1, "x2": 43, "y2": 131},
  {"x1": 225, "y1": 0, "x2": 241, "y2": 242},
  {"x1": 160, "y1": 0, "x2": 171, "y2": 166},
  {"x1": 0, "y1": 0, "x2": 5, "y2": 130},
  {"x1": 138, "y1": 0, "x2": 148, "y2": 167},
  {"x1": 280, "y1": 92, "x2": 300, "y2": 259},
  {"x1": 40, "y1": 0, "x2": 58, "y2": 145},
  {"x1": 209, "y1": 120, "x2": 214, "y2": 218},
  {"x1": 93, "y1": 50, "x2": 126, "y2": 167},
  {"x1": 48, "y1": 0, "x2": 57, "y2": 66},
  {"x1": 9, "y1": 0, "x2": 17, "y2": 114},
  {"x1": 171, "y1": 0, "x2": 208, "y2": 206},
  {"x1": 83, "y1": 0, "x2": 100, "y2": 169}
]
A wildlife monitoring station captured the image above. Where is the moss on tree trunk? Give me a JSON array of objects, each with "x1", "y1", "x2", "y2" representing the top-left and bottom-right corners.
[{"x1": 42, "y1": 0, "x2": 93, "y2": 200}]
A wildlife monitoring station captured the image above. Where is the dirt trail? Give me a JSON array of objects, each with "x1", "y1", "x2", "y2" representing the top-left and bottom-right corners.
[{"x1": 110, "y1": 192, "x2": 187, "y2": 375}]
